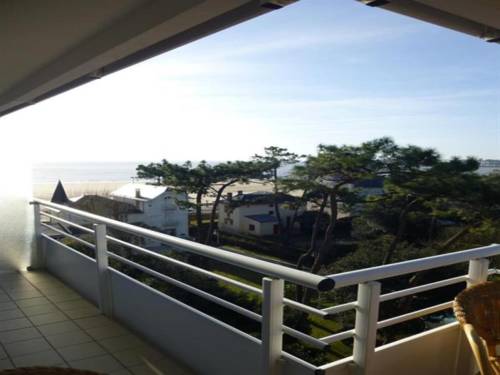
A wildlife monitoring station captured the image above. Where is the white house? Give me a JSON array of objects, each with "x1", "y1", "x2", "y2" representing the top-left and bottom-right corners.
[
  {"x1": 109, "y1": 183, "x2": 189, "y2": 238},
  {"x1": 218, "y1": 191, "x2": 303, "y2": 237},
  {"x1": 51, "y1": 182, "x2": 189, "y2": 240}
]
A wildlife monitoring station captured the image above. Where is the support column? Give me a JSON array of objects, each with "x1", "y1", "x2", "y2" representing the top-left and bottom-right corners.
[
  {"x1": 29, "y1": 202, "x2": 43, "y2": 270},
  {"x1": 353, "y1": 281, "x2": 381, "y2": 375},
  {"x1": 94, "y1": 224, "x2": 113, "y2": 316},
  {"x1": 467, "y1": 258, "x2": 489, "y2": 286},
  {"x1": 261, "y1": 277, "x2": 284, "y2": 375}
]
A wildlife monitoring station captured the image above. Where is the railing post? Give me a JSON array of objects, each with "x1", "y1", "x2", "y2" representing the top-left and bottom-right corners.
[
  {"x1": 353, "y1": 281, "x2": 381, "y2": 375},
  {"x1": 467, "y1": 258, "x2": 489, "y2": 286},
  {"x1": 261, "y1": 277, "x2": 284, "y2": 375},
  {"x1": 29, "y1": 202, "x2": 43, "y2": 270},
  {"x1": 94, "y1": 224, "x2": 113, "y2": 316}
]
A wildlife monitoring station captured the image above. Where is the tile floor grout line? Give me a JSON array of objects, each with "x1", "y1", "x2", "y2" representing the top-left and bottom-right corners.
[
  {"x1": 21, "y1": 272, "x2": 137, "y2": 370},
  {"x1": 12, "y1": 271, "x2": 182, "y2": 374},
  {"x1": 0, "y1": 284, "x2": 17, "y2": 368},
  {"x1": 12, "y1": 272, "x2": 74, "y2": 368},
  {"x1": 18, "y1": 272, "x2": 131, "y2": 371}
]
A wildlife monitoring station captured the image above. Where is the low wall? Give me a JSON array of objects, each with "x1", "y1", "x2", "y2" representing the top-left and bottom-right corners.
[
  {"x1": 322, "y1": 323, "x2": 472, "y2": 375},
  {"x1": 41, "y1": 236, "x2": 316, "y2": 375},
  {"x1": 44, "y1": 238, "x2": 99, "y2": 304}
]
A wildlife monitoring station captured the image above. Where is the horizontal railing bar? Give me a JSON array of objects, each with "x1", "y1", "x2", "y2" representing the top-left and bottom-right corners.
[
  {"x1": 320, "y1": 329, "x2": 355, "y2": 344},
  {"x1": 322, "y1": 301, "x2": 357, "y2": 315},
  {"x1": 377, "y1": 301, "x2": 453, "y2": 330},
  {"x1": 33, "y1": 199, "x2": 333, "y2": 292},
  {"x1": 39, "y1": 205, "x2": 61, "y2": 213},
  {"x1": 284, "y1": 298, "x2": 330, "y2": 319},
  {"x1": 106, "y1": 236, "x2": 328, "y2": 318},
  {"x1": 488, "y1": 268, "x2": 499, "y2": 275},
  {"x1": 108, "y1": 252, "x2": 328, "y2": 349},
  {"x1": 328, "y1": 243, "x2": 500, "y2": 289},
  {"x1": 282, "y1": 326, "x2": 329, "y2": 350},
  {"x1": 40, "y1": 223, "x2": 95, "y2": 249},
  {"x1": 379, "y1": 275, "x2": 468, "y2": 302},
  {"x1": 40, "y1": 212, "x2": 94, "y2": 234}
]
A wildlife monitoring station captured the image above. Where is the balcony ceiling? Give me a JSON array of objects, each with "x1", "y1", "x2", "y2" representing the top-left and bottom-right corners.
[
  {"x1": 1, "y1": 0, "x2": 497, "y2": 118},
  {"x1": 360, "y1": 0, "x2": 500, "y2": 41},
  {"x1": 0, "y1": 0, "x2": 292, "y2": 117}
]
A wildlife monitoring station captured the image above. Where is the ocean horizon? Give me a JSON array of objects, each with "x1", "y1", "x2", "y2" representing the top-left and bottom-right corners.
[
  {"x1": 33, "y1": 161, "x2": 143, "y2": 184},
  {"x1": 32, "y1": 161, "x2": 296, "y2": 184}
]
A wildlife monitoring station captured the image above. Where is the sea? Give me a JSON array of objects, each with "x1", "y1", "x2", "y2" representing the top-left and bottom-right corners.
[
  {"x1": 32, "y1": 162, "x2": 143, "y2": 184},
  {"x1": 32, "y1": 161, "x2": 295, "y2": 184}
]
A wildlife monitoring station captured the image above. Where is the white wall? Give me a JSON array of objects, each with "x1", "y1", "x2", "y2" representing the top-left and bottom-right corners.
[
  {"x1": 114, "y1": 191, "x2": 188, "y2": 238},
  {"x1": 322, "y1": 323, "x2": 472, "y2": 375},
  {"x1": 0, "y1": 159, "x2": 33, "y2": 271}
]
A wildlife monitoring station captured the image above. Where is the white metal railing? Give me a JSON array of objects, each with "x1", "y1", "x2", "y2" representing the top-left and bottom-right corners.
[{"x1": 31, "y1": 199, "x2": 500, "y2": 375}]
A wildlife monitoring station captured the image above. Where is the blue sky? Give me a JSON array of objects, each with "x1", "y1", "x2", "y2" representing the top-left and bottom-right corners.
[{"x1": 4, "y1": 0, "x2": 500, "y2": 162}]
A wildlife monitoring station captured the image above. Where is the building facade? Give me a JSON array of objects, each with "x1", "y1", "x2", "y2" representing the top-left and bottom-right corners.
[
  {"x1": 51, "y1": 182, "x2": 189, "y2": 240},
  {"x1": 218, "y1": 191, "x2": 303, "y2": 237}
]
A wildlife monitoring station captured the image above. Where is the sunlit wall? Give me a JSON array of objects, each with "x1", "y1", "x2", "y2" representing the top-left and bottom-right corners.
[{"x1": 0, "y1": 136, "x2": 33, "y2": 271}]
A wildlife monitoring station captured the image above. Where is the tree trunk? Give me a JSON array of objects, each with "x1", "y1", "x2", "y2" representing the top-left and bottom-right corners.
[
  {"x1": 283, "y1": 190, "x2": 307, "y2": 250},
  {"x1": 205, "y1": 181, "x2": 237, "y2": 245},
  {"x1": 296, "y1": 193, "x2": 327, "y2": 301},
  {"x1": 383, "y1": 198, "x2": 418, "y2": 265},
  {"x1": 427, "y1": 215, "x2": 437, "y2": 244},
  {"x1": 302, "y1": 192, "x2": 337, "y2": 304},
  {"x1": 272, "y1": 168, "x2": 284, "y2": 235},
  {"x1": 195, "y1": 190, "x2": 203, "y2": 243},
  {"x1": 438, "y1": 225, "x2": 471, "y2": 250}
]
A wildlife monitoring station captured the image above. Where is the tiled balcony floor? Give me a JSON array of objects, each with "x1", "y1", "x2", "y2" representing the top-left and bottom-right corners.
[{"x1": 0, "y1": 271, "x2": 193, "y2": 374}]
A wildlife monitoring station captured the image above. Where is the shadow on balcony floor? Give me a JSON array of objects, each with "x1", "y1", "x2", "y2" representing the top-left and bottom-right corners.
[{"x1": 0, "y1": 271, "x2": 194, "y2": 374}]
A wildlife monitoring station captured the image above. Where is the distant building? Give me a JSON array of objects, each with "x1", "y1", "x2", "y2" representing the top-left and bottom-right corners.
[
  {"x1": 66, "y1": 195, "x2": 142, "y2": 224},
  {"x1": 109, "y1": 183, "x2": 189, "y2": 237},
  {"x1": 51, "y1": 181, "x2": 189, "y2": 239},
  {"x1": 478, "y1": 159, "x2": 500, "y2": 175},
  {"x1": 218, "y1": 191, "x2": 303, "y2": 237}
]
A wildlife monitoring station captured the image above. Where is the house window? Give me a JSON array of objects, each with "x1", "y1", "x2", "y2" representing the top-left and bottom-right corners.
[{"x1": 249, "y1": 224, "x2": 255, "y2": 231}]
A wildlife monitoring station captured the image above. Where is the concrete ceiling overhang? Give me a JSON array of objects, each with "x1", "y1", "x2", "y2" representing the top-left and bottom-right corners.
[
  {"x1": 359, "y1": 0, "x2": 500, "y2": 42},
  {"x1": 0, "y1": 0, "x2": 295, "y2": 117},
  {"x1": 2, "y1": 0, "x2": 498, "y2": 118}
]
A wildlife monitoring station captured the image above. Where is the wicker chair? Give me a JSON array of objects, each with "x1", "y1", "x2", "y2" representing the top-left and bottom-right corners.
[{"x1": 454, "y1": 281, "x2": 500, "y2": 375}]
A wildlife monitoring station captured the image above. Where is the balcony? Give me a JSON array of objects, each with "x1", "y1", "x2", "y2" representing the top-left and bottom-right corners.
[
  {"x1": 9, "y1": 199, "x2": 495, "y2": 375},
  {"x1": 0, "y1": 271, "x2": 192, "y2": 374}
]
